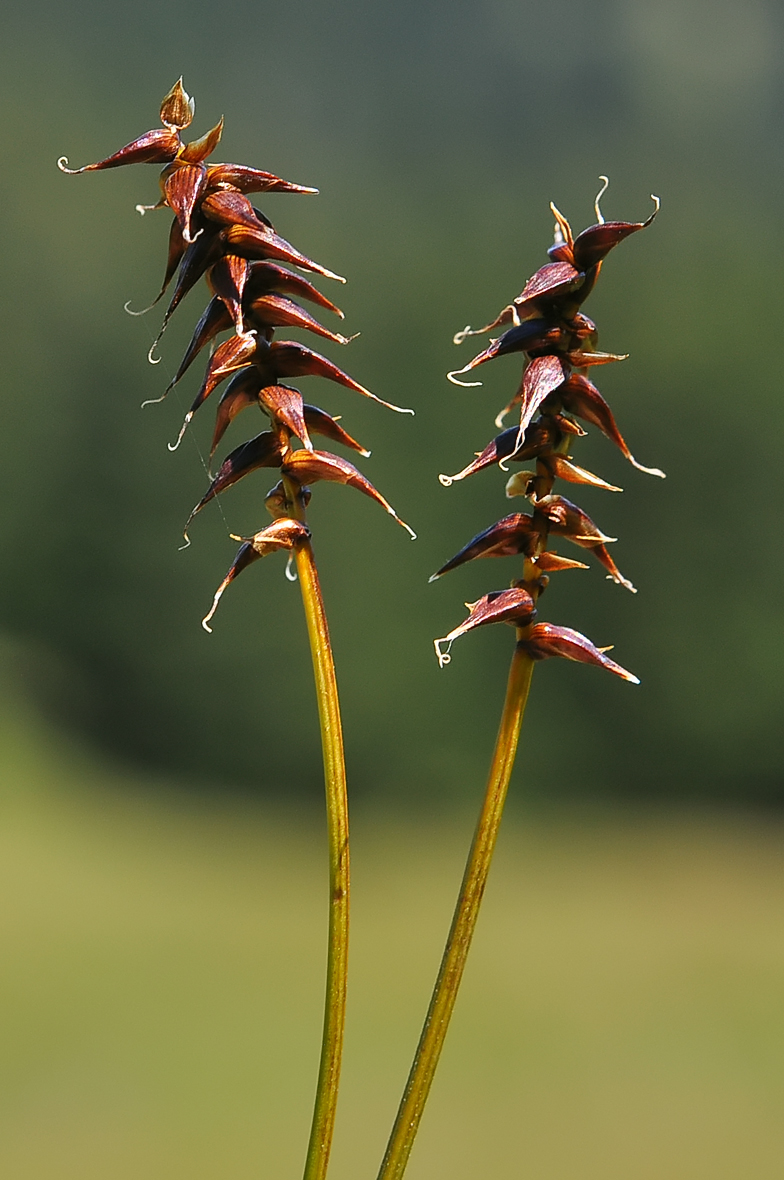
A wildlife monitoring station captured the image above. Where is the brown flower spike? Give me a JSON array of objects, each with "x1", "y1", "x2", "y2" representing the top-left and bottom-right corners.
[
  {"x1": 59, "y1": 79, "x2": 415, "y2": 626},
  {"x1": 434, "y1": 178, "x2": 663, "y2": 676}
]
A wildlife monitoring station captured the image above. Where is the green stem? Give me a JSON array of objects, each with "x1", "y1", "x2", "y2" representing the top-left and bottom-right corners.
[
  {"x1": 293, "y1": 531, "x2": 350, "y2": 1180},
  {"x1": 376, "y1": 641, "x2": 535, "y2": 1180}
]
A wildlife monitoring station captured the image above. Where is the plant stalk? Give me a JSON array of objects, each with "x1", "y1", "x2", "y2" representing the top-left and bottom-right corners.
[
  {"x1": 287, "y1": 484, "x2": 350, "y2": 1180},
  {"x1": 376, "y1": 640, "x2": 534, "y2": 1180}
]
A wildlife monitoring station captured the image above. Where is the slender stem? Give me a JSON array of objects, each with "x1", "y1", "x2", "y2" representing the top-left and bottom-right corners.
[
  {"x1": 291, "y1": 523, "x2": 350, "y2": 1180},
  {"x1": 376, "y1": 641, "x2": 535, "y2": 1180}
]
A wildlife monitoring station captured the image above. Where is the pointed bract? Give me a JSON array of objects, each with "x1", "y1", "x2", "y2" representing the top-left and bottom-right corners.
[
  {"x1": 259, "y1": 384, "x2": 313, "y2": 449},
  {"x1": 430, "y1": 514, "x2": 537, "y2": 581},
  {"x1": 160, "y1": 78, "x2": 195, "y2": 129},
  {"x1": 210, "y1": 368, "x2": 263, "y2": 458},
  {"x1": 535, "y1": 495, "x2": 636, "y2": 591},
  {"x1": 57, "y1": 127, "x2": 180, "y2": 173},
  {"x1": 448, "y1": 319, "x2": 560, "y2": 386},
  {"x1": 208, "y1": 253, "x2": 249, "y2": 334},
  {"x1": 283, "y1": 450, "x2": 415, "y2": 537},
  {"x1": 439, "y1": 418, "x2": 562, "y2": 486},
  {"x1": 206, "y1": 163, "x2": 318, "y2": 195},
  {"x1": 434, "y1": 588, "x2": 537, "y2": 667},
  {"x1": 571, "y1": 199, "x2": 659, "y2": 271},
  {"x1": 163, "y1": 162, "x2": 208, "y2": 243},
  {"x1": 201, "y1": 518, "x2": 310, "y2": 631},
  {"x1": 521, "y1": 622, "x2": 639, "y2": 683},
  {"x1": 180, "y1": 117, "x2": 224, "y2": 164},
  {"x1": 515, "y1": 355, "x2": 568, "y2": 446},
  {"x1": 302, "y1": 405, "x2": 370, "y2": 456},
  {"x1": 258, "y1": 341, "x2": 413, "y2": 414},
  {"x1": 188, "y1": 430, "x2": 283, "y2": 522},
  {"x1": 558, "y1": 374, "x2": 665, "y2": 477},
  {"x1": 223, "y1": 222, "x2": 346, "y2": 283},
  {"x1": 244, "y1": 262, "x2": 344, "y2": 317},
  {"x1": 202, "y1": 188, "x2": 265, "y2": 231}
]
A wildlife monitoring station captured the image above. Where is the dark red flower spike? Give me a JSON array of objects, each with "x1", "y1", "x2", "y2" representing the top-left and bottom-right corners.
[
  {"x1": 433, "y1": 588, "x2": 537, "y2": 668},
  {"x1": 63, "y1": 88, "x2": 415, "y2": 1180},
  {"x1": 387, "y1": 184, "x2": 653, "y2": 1180},
  {"x1": 437, "y1": 180, "x2": 662, "y2": 663},
  {"x1": 520, "y1": 622, "x2": 639, "y2": 683},
  {"x1": 201, "y1": 518, "x2": 310, "y2": 632}
]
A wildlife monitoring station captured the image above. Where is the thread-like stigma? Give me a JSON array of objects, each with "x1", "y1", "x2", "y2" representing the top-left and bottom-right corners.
[
  {"x1": 285, "y1": 554, "x2": 298, "y2": 582},
  {"x1": 169, "y1": 412, "x2": 193, "y2": 451},
  {"x1": 629, "y1": 455, "x2": 666, "y2": 478},
  {"x1": 447, "y1": 367, "x2": 482, "y2": 388},
  {"x1": 147, "y1": 330, "x2": 166, "y2": 364},
  {"x1": 594, "y1": 176, "x2": 610, "y2": 224},
  {"x1": 434, "y1": 638, "x2": 452, "y2": 669},
  {"x1": 607, "y1": 573, "x2": 637, "y2": 593},
  {"x1": 124, "y1": 295, "x2": 166, "y2": 318},
  {"x1": 201, "y1": 580, "x2": 228, "y2": 632},
  {"x1": 390, "y1": 511, "x2": 417, "y2": 540}
]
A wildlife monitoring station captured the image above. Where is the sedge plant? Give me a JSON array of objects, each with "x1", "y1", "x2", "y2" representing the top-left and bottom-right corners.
[
  {"x1": 58, "y1": 78, "x2": 415, "y2": 1180},
  {"x1": 375, "y1": 179, "x2": 663, "y2": 1180}
]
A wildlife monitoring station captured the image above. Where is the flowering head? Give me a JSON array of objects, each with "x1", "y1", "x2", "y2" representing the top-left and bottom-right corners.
[{"x1": 435, "y1": 180, "x2": 663, "y2": 678}]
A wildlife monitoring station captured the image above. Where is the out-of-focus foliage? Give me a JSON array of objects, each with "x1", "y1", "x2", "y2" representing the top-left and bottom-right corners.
[
  {"x1": 0, "y1": 0, "x2": 782, "y2": 800},
  {"x1": 2, "y1": 674, "x2": 784, "y2": 1179}
]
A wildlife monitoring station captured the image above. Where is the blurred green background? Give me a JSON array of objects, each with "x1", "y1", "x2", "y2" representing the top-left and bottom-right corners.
[
  {"x1": 1, "y1": 0, "x2": 782, "y2": 801},
  {"x1": 1, "y1": 0, "x2": 784, "y2": 1175}
]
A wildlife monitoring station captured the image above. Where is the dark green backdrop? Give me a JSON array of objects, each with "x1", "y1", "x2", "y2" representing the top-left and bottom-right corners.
[{"x1": 1, "y1": 0, "x2": 782, "y2": 801}]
